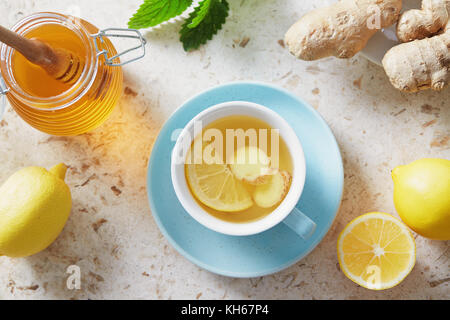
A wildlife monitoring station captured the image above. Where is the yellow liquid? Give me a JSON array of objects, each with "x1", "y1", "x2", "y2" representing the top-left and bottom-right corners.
[
  {"x1": 12, "y1": 24, "x2": 86, "y2": 98},
  {"x1": 4, "y1": 20, "x2": 123, "y2": 136},
  {"x1": 185, "y1": 115, "x2": 293, "y2": 223}
]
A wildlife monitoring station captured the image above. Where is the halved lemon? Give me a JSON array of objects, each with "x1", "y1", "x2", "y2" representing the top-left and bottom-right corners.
[
  {"x1": 337, "y1": 212, "x2": 416, "y2": 290},
  {"x1": 186, "y1": 162, "x2": 253, "y2": 212}
]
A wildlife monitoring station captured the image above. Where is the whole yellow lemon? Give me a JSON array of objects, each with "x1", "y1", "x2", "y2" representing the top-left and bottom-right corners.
[
  {"x1": 0, "y1": 164, "x2": 72, "y2": 257},
  {"x1": 392, "y1": 158, "x2": 450, "y2": 240}
]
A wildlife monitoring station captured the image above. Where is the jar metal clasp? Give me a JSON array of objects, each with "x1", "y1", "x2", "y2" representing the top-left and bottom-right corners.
[
  {"x1": 91, "y1": 28, "x2": 147, "y2": 67},
  {"x1": 0, "y1": 75, "x2": 9, "y2": 95},
  {"x1": 0, "y1": 75, "x2": 8, "y2": 120}
]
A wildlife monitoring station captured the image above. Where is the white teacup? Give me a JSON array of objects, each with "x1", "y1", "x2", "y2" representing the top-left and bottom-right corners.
[{"x1": 171, "y1": 101, "x2": 316, "y2": 238}]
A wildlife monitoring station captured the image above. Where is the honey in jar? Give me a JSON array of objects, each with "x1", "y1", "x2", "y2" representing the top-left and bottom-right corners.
[{"x1": 0, "y1": 12, "x2": 145, "y2": 136}]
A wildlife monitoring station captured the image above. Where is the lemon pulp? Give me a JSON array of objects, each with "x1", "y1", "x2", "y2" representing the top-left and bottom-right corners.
[
  {"x1": 186, "y1": 163, "x2": 253, "y2": 212},
  {"x1": 337, "y1": 212, "x2": 416, "y2": 290}
]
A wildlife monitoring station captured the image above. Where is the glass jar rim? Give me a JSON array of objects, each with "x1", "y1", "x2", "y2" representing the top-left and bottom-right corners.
[{"x1": 0, "y1": 12, "x2": 99, "y2": 111}]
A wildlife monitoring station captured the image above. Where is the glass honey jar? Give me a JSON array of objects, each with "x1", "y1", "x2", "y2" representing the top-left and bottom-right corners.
[{"x1": 0, "y1": 12, "x2": 145, "y2": 136}]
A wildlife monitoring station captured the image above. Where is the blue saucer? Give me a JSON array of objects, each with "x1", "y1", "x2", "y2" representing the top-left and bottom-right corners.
[{"x1": 147, "y1": 82, "x2": 344, "y2": 278}]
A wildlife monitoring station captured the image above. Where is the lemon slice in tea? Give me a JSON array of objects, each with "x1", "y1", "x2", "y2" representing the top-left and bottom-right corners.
[
  {"x1": 184, "y1": 138, "x2": 253, "y2": 213},
  {"x1": 186, "y1": 162, "x2": 253, "y2": 212}
]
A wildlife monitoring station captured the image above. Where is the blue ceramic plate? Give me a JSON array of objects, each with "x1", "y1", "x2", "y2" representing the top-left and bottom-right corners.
[{"x1": 147, "y1": 82, "x2": 344, "y2": 278}]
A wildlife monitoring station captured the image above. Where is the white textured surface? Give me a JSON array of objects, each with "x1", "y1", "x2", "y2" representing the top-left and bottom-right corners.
[{"x1": 0, "y1": 0, "x2": 449, "y2": 300}]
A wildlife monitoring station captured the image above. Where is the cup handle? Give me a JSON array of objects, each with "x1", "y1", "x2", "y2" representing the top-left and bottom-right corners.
[{"x1": 282, "y1": 207, "x2": 316, "y2": 240}]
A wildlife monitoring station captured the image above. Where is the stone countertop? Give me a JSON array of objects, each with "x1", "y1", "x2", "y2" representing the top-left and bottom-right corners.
[{"x1": 0, "y1": 0, "x2": 448, "y2": 300}]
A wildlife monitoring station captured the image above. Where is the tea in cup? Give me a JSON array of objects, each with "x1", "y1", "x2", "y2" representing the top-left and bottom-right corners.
[{"x1": 172, "y1": 101, "x2": 316, "y2": 238}]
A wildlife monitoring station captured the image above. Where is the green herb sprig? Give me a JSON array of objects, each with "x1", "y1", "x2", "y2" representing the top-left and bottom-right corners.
[{"x1": 128, "y1": 0, "x2": 230, "y2": 51}]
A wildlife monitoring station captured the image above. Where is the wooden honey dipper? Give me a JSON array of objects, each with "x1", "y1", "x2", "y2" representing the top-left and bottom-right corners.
[{"x1": 0, "y1": 25, "x2": 82, "y2": 84}]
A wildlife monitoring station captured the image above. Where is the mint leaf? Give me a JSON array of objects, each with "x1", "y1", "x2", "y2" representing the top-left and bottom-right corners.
[
  {"x1": 128, "y1": 0, "x2": 193, "y2": 29},
  {"x1": 180, "y1": 0, "x2": 229, "y2": 51},
  {"x1": 187, "y1": 0, "x2": 213, "y2": 29}
]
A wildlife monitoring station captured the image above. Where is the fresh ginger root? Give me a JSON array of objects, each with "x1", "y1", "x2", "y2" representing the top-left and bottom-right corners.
[
  {"x1": 253, "y1": 171, "x2": 291, "y2": 208},
  {"x1": 397, "y1": 0, "x2": 449, "y2": 42},
  {"x1": 284, "y1": 0, "x2": 403, "y2": 60},
  {"x1": 229, "y1": 146, "x2": 276, "y2": 185},
  {"x1": 383, "y1": 21, "x2": 449, "y2": 92}
]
